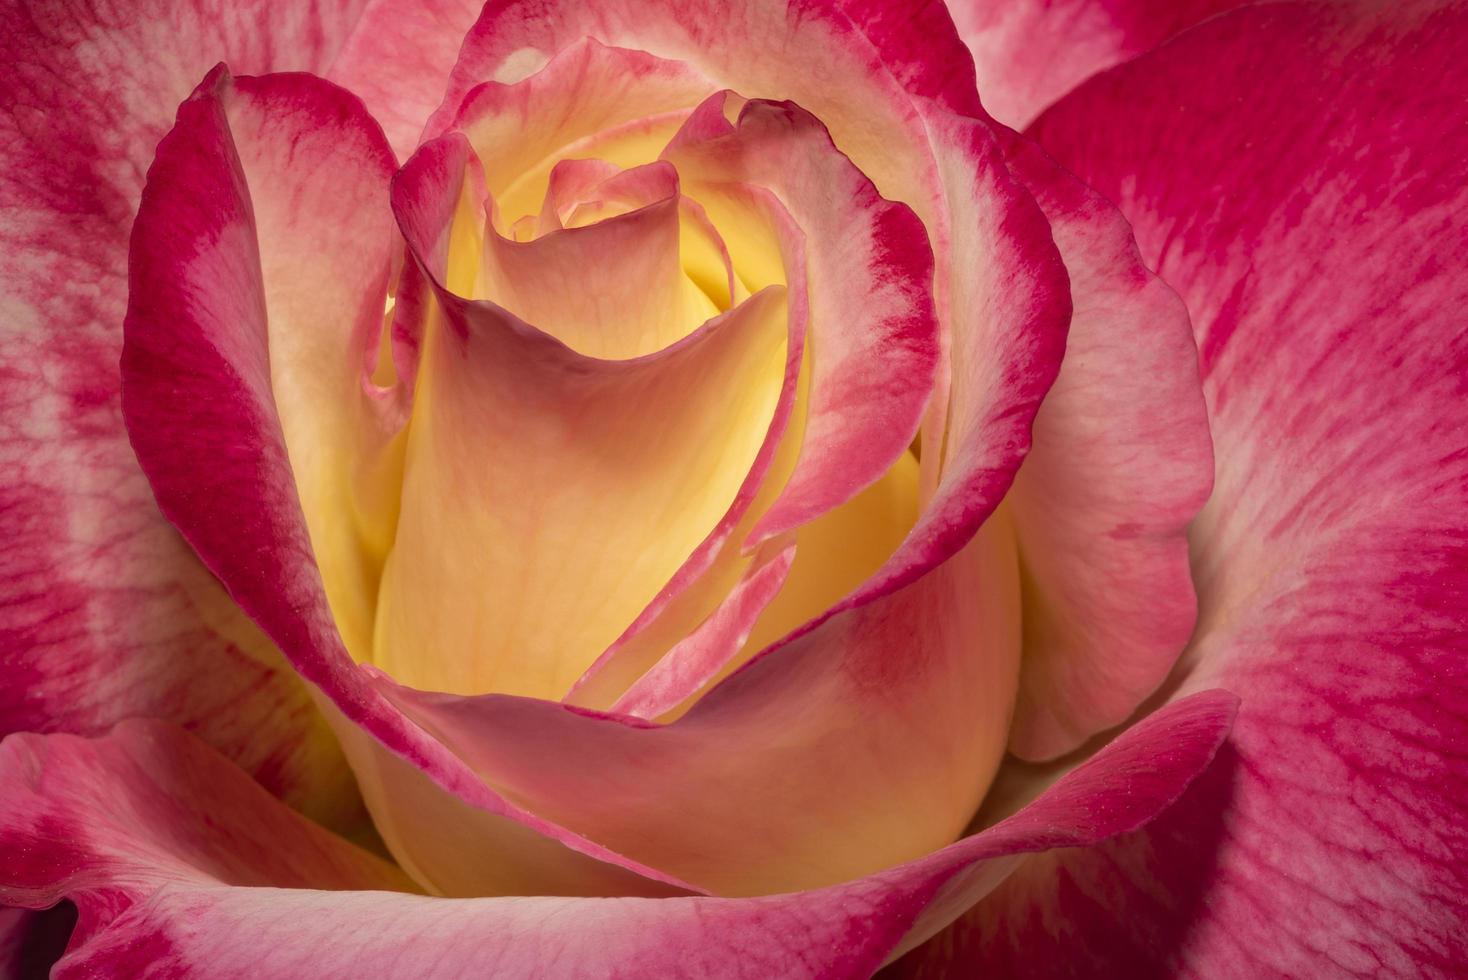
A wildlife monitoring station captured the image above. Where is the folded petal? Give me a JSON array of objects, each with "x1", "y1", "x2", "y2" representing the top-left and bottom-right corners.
[
  {"x1": 900, "y1": 1, "x2": 1468, "y2": 972},
  {"x1": 610, "y1": 538, "x2": 795, "y2": 720},
  {"x1": 0, "y1": 0, "x2": 369, "y2": 830},
  {"x1": 0, "y1": 696, "x2": 1233, "y2": 977},
  {"x1": 430, "y1": 0, "x2": 946, "y2": 220},
  {"x1": 947, "y1": 0, "x2": 1247, "y2": 127},
  {"x1": 480, "y1": 162, "x2": 720, "y2": 358}
]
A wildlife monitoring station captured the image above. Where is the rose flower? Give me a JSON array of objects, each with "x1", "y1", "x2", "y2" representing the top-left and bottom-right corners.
[{"x1": 2, "y1": 0, "x2": 1465, "y2": 976}]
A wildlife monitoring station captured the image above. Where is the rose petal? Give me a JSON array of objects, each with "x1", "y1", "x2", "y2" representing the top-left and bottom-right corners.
[
  {"x1": 899, "y1": 1, "x2": 1468, "y2": 971},
  {"x1": 610, "y1": 537, "x2": 796, "y2": 720},
  {"x1": 997, "y1": 130, "x2": 1213, "y2": 760},
  {"x1": 327, "y1": 0, "x2": 488, "y2": 157},
  {"x1": 0, "y1": 0, "x2": 368, "y2": 830},
  {"x1": 828, "y1": 0, "x2": 1214, "y2": 763},
  {"x1": 0, "y1": 696, "x2": 1233, "y2": 977},
  {"x1": 120, "y1": 65, "x2": 697, "y2": 898},
  {"x1": 428, "y1": 0, "x2": 944, "y2": 218},
  {"x1": 375, "y1": 508, "x2": 1021, "y2": 896},
  {"x1": 947, "y1": 0, "x2": 1247, "y2": 127}
]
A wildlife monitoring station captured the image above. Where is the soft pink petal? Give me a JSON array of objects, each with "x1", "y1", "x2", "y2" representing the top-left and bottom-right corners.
[
  {"x1": 120, "y1": 66, "x2": 695, "y2": 898},
  {"x1": 327, "y1": 0, "x2": 487, "y2": 157},
  {"x1": 997, "y1": 130, "x2": 1212, "y2": 760},
  {"x1": 947, "y1": 0, "x2": 1247, "y2": 128},
  {"x1": 0, "y1": 0, "x2": 370, "y2": 830},
  {"x1": 0, "y1": 694, "x2": 1233, "y2": 977},
  {"x1": 427, "y1": 0, "x2": 944, "y2": 218},
  {"x1": 826, "y1": 0, "x2": 1212, "y2": 763},
  {"x1": 900, "y1": 1, "x2": 1468, "y2": 972}
]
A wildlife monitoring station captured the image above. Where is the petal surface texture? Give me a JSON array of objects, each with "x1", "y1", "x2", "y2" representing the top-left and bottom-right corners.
[
  {"x1": 948, "y1": 0, "x2": 1247, "y2": 127},
  {"x1": 0, "y1": 694, "x2": 1232, "y2": 977},
  {"x1": 896, "y1": 1, "x2": 1468, "y2": 974},
  {"x1": 0, "y1": 0, "x2": 371, "y2": 832}
]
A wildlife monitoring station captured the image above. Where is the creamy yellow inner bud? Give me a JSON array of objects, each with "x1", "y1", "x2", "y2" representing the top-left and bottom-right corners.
[{"x1": 302, "y1": 126, "x2": 920, "y2": 715}]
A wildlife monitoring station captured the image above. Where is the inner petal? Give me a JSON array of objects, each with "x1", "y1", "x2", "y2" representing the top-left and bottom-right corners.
[{"x1": 480, "y1": 160, "x2": 723, "y2": 358}]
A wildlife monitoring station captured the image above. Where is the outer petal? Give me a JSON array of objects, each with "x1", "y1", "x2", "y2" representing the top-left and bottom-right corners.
[
  {"x1": 0, "y1": 0, "x2": 369, "y2": 829},
  {"x1": 998, "y1": 131, "x2": 1212, "y2": 760},
  {"x1": 327, "y1": 0, "x2": 489, "y2": 157},
  {"x1": 899, "y1": 1, "x2": 1468, "y2": 973},
  {"x1": 947, "y1": 0, "x2": 1247, "y2": 128},
  {"x1": 826, "y1": 0, "x2": 1214, "y2": 763},
  {"x1": 0, "y1": 694, "x2": 1234, "y2": 978}
]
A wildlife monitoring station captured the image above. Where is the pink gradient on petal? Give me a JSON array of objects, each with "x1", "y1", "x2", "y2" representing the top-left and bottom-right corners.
[
  {"x1": 0, "y1": 696, "x2": 1232, "y2": 976},
  {"x1": 0, "y1": 0, "x2": 370, "y2": 831},
  {"x1": 900, "y1": 1, "x2": 1468, "y2": 973},
  {"x1": 998, "y1": 129, "x2": 1212, "y2": 760},
  {"x1": 661, "y1": 92, "x2": 941, "y2": 545},
  {"x1": 610, "y1": 538, "x2": 796, "y2": 719}
]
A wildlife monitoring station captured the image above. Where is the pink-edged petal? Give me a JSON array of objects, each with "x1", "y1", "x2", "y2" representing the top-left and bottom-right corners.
[
  {"x1": 948, "y1": 0, "x2": 1247, "y2": 128},
  {"x1": 120, "y1": 66, "x2": 696, "y2": 899},
  {"x1": 0, "y1": 721, "x2": 414, "y2": 910},
  {"x1": 610, "y1": 538, "x2": 796, "y2": 720},
  {"x1": 0, "y1": 695, "x2": 1231, "y2": 978},
  {"x1": 663, "y1": 93, "x2": 940, "y2": 543},
  {"x1": 997, "y1": 130, "x2": 1212, "y2": 760},
  {"x1": 901, "y1": 1, "x2": 1468, "y2": 972},
  {"x1": 0, "y1": 0, "x2": 370, "y2": 829},
  {"x1": 834, "y1": 0, "x2": 1215, "y2": 785}
]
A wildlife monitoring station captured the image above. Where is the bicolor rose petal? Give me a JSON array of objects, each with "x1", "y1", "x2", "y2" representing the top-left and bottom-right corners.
[
  {"x1": 947, "y1": 0, "x2": 1248, "y2": 127},
  {"x1": 0, "y1": 695, "x2": 1234, "y2": 977},
  {"x1": 897, "y1": 1, "x2": 1468, "y2": 973},
  {"x1": 120, "y1": 65, "x2": 700, "y2": 899},
  {"x1": 0, "y1": 0, "x2": 372, "y2": 832}
]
